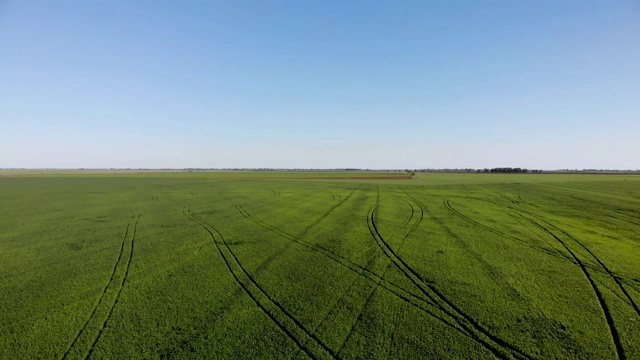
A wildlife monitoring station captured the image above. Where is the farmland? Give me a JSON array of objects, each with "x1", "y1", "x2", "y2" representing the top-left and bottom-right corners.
[{"x1": 1, "y1": 172, "x2": 639, "y2": 359}]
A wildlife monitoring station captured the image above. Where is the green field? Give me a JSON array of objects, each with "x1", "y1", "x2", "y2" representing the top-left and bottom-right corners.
[{"x1": 1, "y1": 172, "x2": 639, "y2": 359}]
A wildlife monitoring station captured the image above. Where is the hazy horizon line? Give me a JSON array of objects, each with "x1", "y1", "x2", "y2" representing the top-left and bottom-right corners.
[{"x1": 2, "y1": 167, "x2": 640, "y2": 172}]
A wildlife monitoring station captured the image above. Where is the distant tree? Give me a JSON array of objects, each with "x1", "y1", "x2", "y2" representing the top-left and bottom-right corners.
[{"x1": 489, "y1": 167, "x2": 530, "y2": 173}]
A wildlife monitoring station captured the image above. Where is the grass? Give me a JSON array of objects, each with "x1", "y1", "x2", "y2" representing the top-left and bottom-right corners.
[{"x1": 1, "y1": 172, "x2": 639, "y2": 359}]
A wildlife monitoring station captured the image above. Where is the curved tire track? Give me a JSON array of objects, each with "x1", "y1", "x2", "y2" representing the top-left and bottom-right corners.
[
  {"x1": 517, "y1": 215, "x2": 625, "y2": 360},
  {"x1": 491, "y1": 198, "x2": 640, "y2": 313},
  {"x1": 489, "y1": 199, "x2": 639, "y2": 286},
  {"x1": 223, "y1": 189, "x2": 481, "y2": 347},
  {"x1": 227, "y1": 191, "x2": 450, "y2": 310},
  {"x1": 368, "y1": 202, "x2": 533, "y2": 360},
  {"x1": 223, "y1": 186, "x2": 362, "y2": 274},
  {"x1": 544, "y1": 224, "x2": 640, "y2": 319},
  {"x1": 336, "y1": 195, "x2": 426, "y2": 355},
  {"x1": 183, "y1": 207, "x2": 336, "y2": 360},
  {"x1": 445, "y1": 199, "x2": 570, "y2": 262}
]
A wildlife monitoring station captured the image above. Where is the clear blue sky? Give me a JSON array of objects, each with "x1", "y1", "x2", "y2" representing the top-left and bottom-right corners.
[{"x1": 1, "y1": 1, "x2": 638, "y2": 169}]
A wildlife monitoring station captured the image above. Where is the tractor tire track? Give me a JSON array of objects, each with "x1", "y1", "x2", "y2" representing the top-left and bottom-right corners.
[
  {"x1": 445, "y1": 195, "x2": 628, "y2": 280},
  {"x1": 382, "y1": 196, "x2": 415, "y2": 241},
  {"x1": 382, "y1": 191, "x2": 429, "y2": 357},
  {"x1": 227, "y1": 190, "x2": 444, "y2": 309},
  {"x1": 61, "y1": 214, "x2": 136, "y2": 360},
  {"x1": 336, "y1": 280, "x2": 381, "y2": 356},
  {"x1": 295, "y1": 185, "x2": 363, "y2": 241},
  {"x1": 291, "y1": 229, "x2": 472, "y2": 350},
  {"x1": 263, "y1": 188, "x2": 449, "y2": 349},
  {"x1": 183, "y1": 207, "x2": 337, "y2": 360},
  {"x1": 368, "y1": 203, "x2": 533, "y2": 360},
  {"x1": 336, "y1": 195, "x2": 425, "y2": 355},
  {"x1": 396, "y1": 196, "x2": 424, "y2": 242},
  {"x1": 221, "y1": 187, "x2": 524, "y2": 356},
  {"x1": 84, "y1": 214, "x2": 140, "y2": 360},
  {"x1": 426, "y1": 196, "x2": 535, "y2": 304},
  {"x1": 445, "y1": 199, "x2": 574, "y2": 263},
  {"x1": 306, "y1": 240, "x2": 467, "y2": 326},
  {"x1": 221, "y1": 185, "x2": 362, "y2": 275},
  {"x1": 474, "y1": 196, "x2": 638, "y2": 348},
  {"x1": 517, "y1": 215, "x2": 625, "y2": 360},
  {"x1": 569, "y1": 194, "x2": 640, "y2": 228},
  {"x1": 218, "y1": 189, "x2": 321, "y2": 222},
  {"x1": 223, "y1": 190, "x2": 478, "y2": 342},
  {"x1": 622, "y1": 278, "x2": 640, "y2": 294},
  {"x1": 490, "y1": 198, "x2": 640, "y2": 296},
  {"x1": 542, "y1": 223, "x2": 640, "y2": 319},
  {"x1": 69, "y1": 214, "x2": 140, "y2": 359},
  {"x1": 489, "y1": 199, "x2": 639, "y2": 286},
  {"x1": 302, "y1": 240, "x2": 382, "y2": 359}
]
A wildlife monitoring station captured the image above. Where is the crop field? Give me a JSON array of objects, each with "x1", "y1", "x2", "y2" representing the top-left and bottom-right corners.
[{"x1": 1, "y1": 172, "x2": 639, "y2": 359}]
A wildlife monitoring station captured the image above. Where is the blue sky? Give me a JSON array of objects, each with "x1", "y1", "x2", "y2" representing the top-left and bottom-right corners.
[{"x1": 1, "y1": 1, "x2": 638, "y2": 169}]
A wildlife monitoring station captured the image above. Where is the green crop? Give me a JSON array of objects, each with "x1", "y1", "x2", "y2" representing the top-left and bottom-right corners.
[{"x1": 1, "y1": 172, "x2": 638, "y2": 359}]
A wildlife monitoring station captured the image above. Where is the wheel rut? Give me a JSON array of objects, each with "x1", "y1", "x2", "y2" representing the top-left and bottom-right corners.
[
  {"x1": 62, "y1": 213, "x2": 140, "y2": 360},
  {"x1": 183, "y1": 206, "x2": 337, "y2": 360},
  {"x1": 489, "y1": 199, "x2": 639, "y2": 286},
  {"x1": 551, "y1": 226, "x2": 640, "y2": 319},
  {"x1": 222, "y1": 186, "x2": 361, "y2": 275},
  {"x1": 491, "y1": 197, "x2": 640, "y2": 319},
  {"x1": 518, "y1": 215, "x2": 625, "y2": 360},
  {"x1": 445, "y1": 199, "x2": 570, "y2": 262},
  {"x1": 221, "y1": 188, "x2": 480, "y2": 349},
  {"x1": 368, "y1": 196, "x2": 533, "y2": 360},
  {"x1": 223, "y1": 190, "x2": 465, "y2": 318},
  {"x1": 336, "y1": 194, "x2": 427, "y2": 355}
]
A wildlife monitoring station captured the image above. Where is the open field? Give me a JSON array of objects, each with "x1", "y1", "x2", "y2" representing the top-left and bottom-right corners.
[{"x1": 1, "y1": 172, "x2": 639, "y2": 359}]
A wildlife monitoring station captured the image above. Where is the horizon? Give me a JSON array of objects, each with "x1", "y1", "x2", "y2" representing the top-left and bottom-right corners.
[
  {"x1": 2, "y1": 167, "x2": 640, "y2": 172},
  {"x1": 2, "y1": 1, "x2": 639, "y2": 169}
]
